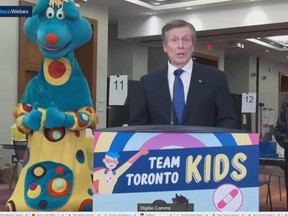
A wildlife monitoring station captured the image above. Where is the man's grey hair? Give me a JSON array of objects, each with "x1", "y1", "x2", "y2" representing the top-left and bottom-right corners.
[{"x1": 161, "y1": 19, "x2": 197, "y2": 44}]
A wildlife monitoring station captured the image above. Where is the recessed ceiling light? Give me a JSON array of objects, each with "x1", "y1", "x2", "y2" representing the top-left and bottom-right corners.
[
  {"x1": 144, "y1": 12, "x2": 153, "y2": 15},
  {"x1": 247, "y1": 36, "x2": 288, "y2": 51},
  {"x1": 154, "y1": 2, "x2": 160, "y2": 5},
  {"x1": 265, "y1": 50, "x2": 270, "y2": 52},
  {"x1": 186, "y1": 7, "x2": 192, "y2": 10}
]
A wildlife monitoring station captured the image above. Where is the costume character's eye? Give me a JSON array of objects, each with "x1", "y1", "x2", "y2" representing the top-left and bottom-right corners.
[
  {"x1": 56, "y1": 8, "x2": 65, "y2": 20},
  {"x1": 46, "y1": 7, "x2": 55, "y2": 19}
]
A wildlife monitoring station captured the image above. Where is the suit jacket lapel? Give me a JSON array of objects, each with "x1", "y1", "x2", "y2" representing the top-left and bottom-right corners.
[
  {"x1": 157, "y1": 66, "x2": 172, "y2": 107},
  {"x1": 183, "y1": 62, "x2": 205, "y2": 121}
]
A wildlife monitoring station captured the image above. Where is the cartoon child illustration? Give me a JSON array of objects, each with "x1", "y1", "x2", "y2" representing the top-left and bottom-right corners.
[
  {"x1": 172, "y1": 193, "x2": 192, "y2": 211},
  {"x1": 172, "y1": 193, "x2": 189, "y2": 204},
  {"x1": 94, "y1": 147, "x2": 148, "y2": 194}
]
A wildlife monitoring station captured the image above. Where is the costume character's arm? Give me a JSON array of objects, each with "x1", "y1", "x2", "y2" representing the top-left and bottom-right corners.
[
  {"x1": 13, "y1": 101, "x2": 98, "y2": 133},
  {"x1": 13, "y1": 103, "x2": 42, "y2": 133},
  {"x1": 45, "y1": 102, "x2": 98, "y2": 130}
]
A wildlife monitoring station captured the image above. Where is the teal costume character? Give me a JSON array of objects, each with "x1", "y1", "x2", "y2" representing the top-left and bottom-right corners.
[{"x1": 6, "y1": 0, "x2": 98, "y2": 211}]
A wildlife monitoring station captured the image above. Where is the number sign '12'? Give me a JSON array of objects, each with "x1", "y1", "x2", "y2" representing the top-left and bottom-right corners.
[{"x1": 241, "y1": 93, "x2": 256, "y2": 113}]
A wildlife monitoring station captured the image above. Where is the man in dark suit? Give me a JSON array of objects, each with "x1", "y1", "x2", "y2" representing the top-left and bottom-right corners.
[{"x1": 129, "y1": 19, "x2": 237, "y2": 129}]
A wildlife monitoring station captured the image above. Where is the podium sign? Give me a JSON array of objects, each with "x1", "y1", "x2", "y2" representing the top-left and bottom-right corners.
[{"x1": 93, "y1": 128, "x2": 259, "y2": 212}]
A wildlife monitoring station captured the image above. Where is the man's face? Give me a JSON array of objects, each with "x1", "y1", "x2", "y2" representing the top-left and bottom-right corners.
[
  {"x1": 163, "y1": 26, "x2": 194, "y2": 68},
  {"x1": 103, "y1": 155, "x2": 119, "y2": 170}
]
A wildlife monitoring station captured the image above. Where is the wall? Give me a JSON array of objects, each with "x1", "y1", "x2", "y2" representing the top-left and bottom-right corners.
[
  {"x1": 258, "y1": 59, "x2": 288, "y2": 124},
  {"x1": 195, "y1": 43, "x2": 225, "y2": 71},
  {"x1": 249, "y1": 56, "x2": 258, "y2": 132},
  {"x1": 117, "y1": 1, "x2": 288, "y2": 39},
  {"x1": 0, "y1": 0, "x2": 20, "y2": 162},
  {"x1": 148, "y1": 47, "x2": 167, "y2": 73},
  {"x1": 108, "y1": 23, "x2": 134, "y2": 78},
  {"x1": 78, "y1": 3, "x2": 109, "y2": 129},
  {"x1": 225, "y1": 55, "x2": 250, "y2": 94},
  {"x1": 224, "y1": 54, "x2": 288, "y2": 133},
  {"x1": 108, "y1": 23, "x2": 148, "y2": 81},
  {"x1": 225, "y1": 55, "x2": 256, "y2": 131},
  {"x1": 132, "y1": 44, "x2": 148, "y2": 81}
]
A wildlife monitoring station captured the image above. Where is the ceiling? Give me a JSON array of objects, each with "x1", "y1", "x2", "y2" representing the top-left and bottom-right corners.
[{"x1": 84, "y1": 0, "x2": 288, "y2": 65}]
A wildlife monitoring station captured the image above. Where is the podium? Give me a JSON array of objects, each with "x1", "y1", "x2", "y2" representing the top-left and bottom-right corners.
[{"x1": 93, "y1": 125, "x2": 259, "y2": 212}]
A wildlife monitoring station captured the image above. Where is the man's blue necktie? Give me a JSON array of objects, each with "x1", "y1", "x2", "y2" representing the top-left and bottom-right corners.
[{"x1": 173, "y1": 69, "x2": 185, "y2": 124}]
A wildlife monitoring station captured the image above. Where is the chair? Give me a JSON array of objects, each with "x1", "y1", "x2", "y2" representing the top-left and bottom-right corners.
[
  {"x1": 259, "y1": 165, "x2": 273, "y2": 211},
  {"x1": 259, "y1": 180, "x2": 273, "y2": 211},
  {"x1": 267, "y1": 170, "x2": 285, "y2": 202},
  {"x1": 9, "y1": 140, "x2": 27, "y2": 190}
]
